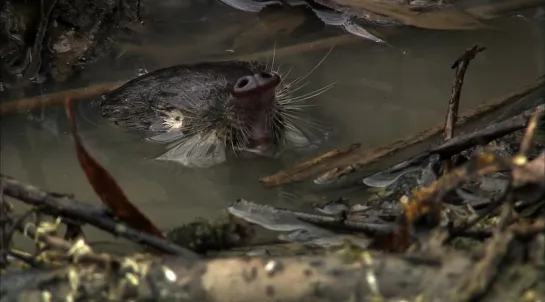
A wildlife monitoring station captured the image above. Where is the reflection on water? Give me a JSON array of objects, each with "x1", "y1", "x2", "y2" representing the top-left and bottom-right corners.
[{"x1": 1, "y1": 1, "x2": 544, "y2": 243}]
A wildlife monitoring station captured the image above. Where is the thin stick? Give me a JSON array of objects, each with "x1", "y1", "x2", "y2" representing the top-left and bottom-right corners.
[
  {"x1": 0, "y1": 81, "x2": 125, "y2": 115},
  {"x1": 262, "y1": 143, "x2": 361, "y2": 186},
  {"x1": 444, "y1": 45, "x2": 486, "y2": 141},
  {"x1": 442, "y1": 45, "x2": 486, "y2": 172}
]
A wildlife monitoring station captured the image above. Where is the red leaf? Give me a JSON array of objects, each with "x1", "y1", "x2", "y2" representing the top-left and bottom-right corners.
[{"x1": 64, "y1": 98, "x2": 164, "y2": 238}]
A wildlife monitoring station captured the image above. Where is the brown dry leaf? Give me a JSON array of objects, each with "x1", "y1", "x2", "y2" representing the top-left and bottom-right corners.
[{"x1": 64, "y1": 98, "x2": 164, "y2": 238}]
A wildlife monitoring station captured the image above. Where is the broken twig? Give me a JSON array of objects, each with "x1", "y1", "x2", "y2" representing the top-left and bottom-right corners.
[{"x1": 443, "y1": 45, "x2": 486, "y2": 172}]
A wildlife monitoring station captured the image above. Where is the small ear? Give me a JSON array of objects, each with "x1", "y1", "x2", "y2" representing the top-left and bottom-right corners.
[{"x1": 156, "y1": 134, "x2": 226, "y2": 168}]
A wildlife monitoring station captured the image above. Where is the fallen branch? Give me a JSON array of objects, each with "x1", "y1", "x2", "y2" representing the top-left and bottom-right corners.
[
  {"x1": 2, "y1": 223, "x2": 543, "y2": 302},
  {"x1": 260, "y1": 75, "x2": 545, "y2": 187},
  {"x1": 16, "y1": 223, "x2": 112, "y2": 266},
  {"x1": 0, "y1": 175, "x2": 199, "y2": 259},
  {"x1": 0, "y1": 247, "x2": 473, "y2": 301},
  {"x1": 0, "y1": 81, "x2": 125, "y2": 115}
]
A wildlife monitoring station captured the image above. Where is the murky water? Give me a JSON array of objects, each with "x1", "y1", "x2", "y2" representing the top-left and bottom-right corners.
[{"x1": 1, "y1": 1, "x2": 544, "y2": 246}]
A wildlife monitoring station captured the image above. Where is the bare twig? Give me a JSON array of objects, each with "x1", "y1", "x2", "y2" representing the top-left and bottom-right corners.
[
  {"x1": 1, "y1": 175, "x2": 199, "y2": 259},
  {"x1": 17, "y1": 223, "x2": 112, "y2": 266},
  {"x1": 443, "y1": 45, "x2": 486, "y2": 171},
  {"x1": 0, "y1": 81, "x2": 125, "y2": 115},
  {"x1": 262, "y1": 143, "x2": 361, "y2": 186}
]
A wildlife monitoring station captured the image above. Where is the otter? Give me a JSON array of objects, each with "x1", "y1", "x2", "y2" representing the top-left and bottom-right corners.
[{"x1": 100, "y1": 60, "x2": 330, "y2": 168}]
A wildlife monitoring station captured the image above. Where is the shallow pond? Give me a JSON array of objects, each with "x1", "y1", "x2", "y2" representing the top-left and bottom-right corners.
[{"x1": 1, "y1": 1, "x2": 544, "y2": 247}]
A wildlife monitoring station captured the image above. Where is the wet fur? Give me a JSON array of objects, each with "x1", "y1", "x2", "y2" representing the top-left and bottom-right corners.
[
  {"x1": 100, "y1": 57, "x2": 333, "y2": 166},
  {"x1": 100, "y1": 61, "x2": 265, "y2": 132}
]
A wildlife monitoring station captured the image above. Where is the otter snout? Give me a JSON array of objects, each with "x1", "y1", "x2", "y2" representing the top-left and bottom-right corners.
[
  {"x1": 229, "y1": 70, "x2": 282, "y2": 157},
  {"x1": 232, "y1": 72, "x2": 280, "y2": 97}
]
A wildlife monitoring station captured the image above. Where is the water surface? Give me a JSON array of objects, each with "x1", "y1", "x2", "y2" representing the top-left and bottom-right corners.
[{"x1": 1, "y1": 1, "x2": 544, "y2": 245}]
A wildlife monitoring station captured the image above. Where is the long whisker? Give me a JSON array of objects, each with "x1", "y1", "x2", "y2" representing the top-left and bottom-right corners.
[
  {"x1": 270, "y1": 40, "x2": 277, "y2": 72},
  {"x1": 281, "y1": 104, "x2": 319, "y2": 111},
  {"x1": 289, "y1": 45, "x2": 334, "y2": 87},
  {"x1": 277, "y1": 81, "x2": 311, "y2": 99},
  {"x1": 281, "y1": 111, "x2": 328, "y2": 132},
  {"x1": 274, "y1": 63, "x2": 283, "y2": 75},
  {"x1": 279, "y1": 82, "x2": 336, "y2": 104},
  {"x1": 277, "y1": 67, "x2": 293, "y2": 87}
]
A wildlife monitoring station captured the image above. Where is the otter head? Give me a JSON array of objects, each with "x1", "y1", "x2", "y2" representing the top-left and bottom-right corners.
[{"x1": 227, "y1": 71, "x2": 282, "y2": 157}]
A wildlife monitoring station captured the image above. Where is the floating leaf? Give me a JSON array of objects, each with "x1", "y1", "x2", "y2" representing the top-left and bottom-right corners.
[{"x1": 64, "y1": 98, "x2": 164, "y2": 238}]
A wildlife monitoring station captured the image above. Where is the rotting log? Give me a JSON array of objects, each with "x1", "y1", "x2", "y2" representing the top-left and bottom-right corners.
[
  {"x1": 0, "y1": 250, "x2": 473, "y2": 301},
  {"x1": 1, "y1": 224, "x2": 543, "y2": 302}
]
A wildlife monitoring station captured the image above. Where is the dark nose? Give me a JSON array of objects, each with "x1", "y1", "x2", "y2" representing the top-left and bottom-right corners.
[
  {"x1": 254, "y1": 71, "x2": 280, "y2": 88},
  {"x1": 233, "y1": 75, "x2": 258, "y2": 95},
  {"x1": 232, "y1": 72, "x2": 280, "y2": 96}
]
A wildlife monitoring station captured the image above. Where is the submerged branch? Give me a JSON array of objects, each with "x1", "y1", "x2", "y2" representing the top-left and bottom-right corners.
[{"x1": 0, "y1": 81, "x2": 125, "y2": 115}]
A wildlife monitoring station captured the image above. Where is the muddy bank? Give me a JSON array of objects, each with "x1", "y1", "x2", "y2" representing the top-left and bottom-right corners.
[{"x1": 0, "y1": 0, "x2": 140, "y2": 91}]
